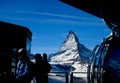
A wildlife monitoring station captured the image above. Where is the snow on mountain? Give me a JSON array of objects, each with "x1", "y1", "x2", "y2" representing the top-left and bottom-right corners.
[{"x1": 49, "y1": 30, "x2": 92, "y2": 73}]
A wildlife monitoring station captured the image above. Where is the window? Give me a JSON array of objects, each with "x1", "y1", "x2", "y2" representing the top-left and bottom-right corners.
[
  {"x1": 108, "y1": 46, "x2": 120, "y2": 76},
  {"x1": 26, "y1": 38, "x2": 31, "y2": 56}
]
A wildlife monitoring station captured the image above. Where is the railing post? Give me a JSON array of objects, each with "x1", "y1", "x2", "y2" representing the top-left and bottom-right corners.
[
  {"x1": 70, "y1": 72, "x2": 73, "y2": 83},
  {"x1": 66, "y1": 72, "x2": 68, "y2": 83}
]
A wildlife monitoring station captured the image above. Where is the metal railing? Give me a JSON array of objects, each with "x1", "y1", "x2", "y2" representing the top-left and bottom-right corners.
[
  {"x1": 48, "y1": 72, "x2": 87, "y2": 83},
  {"x1": 70, "y1": 72, "x2": 87, "y2": 83},
  {"x1": 48, "y1": 72, "x2": 68, "y2": 83}
]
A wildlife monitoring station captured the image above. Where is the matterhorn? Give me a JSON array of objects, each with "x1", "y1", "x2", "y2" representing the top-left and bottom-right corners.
[{"x1": 49, "y1": 30, "x2": 92, "y2": 72}]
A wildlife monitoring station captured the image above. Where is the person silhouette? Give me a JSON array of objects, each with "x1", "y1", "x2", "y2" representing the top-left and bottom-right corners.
[
  {"x1": 15, "y1": 48, "x2": 34, "y2": 83},
  {"x1": 42, "y1": 53, "x2": 51, "y2": 83},
  {"x1": 34, "y1": 53, "x2": 44, "y2": 83},
  {"x1": 34, "y1": 53, "x2": 51, "y2": 83}
]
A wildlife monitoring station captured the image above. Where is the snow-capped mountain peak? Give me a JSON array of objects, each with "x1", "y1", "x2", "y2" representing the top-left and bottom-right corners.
[
  {"x1": 50, "y1": 30, "x2": 92, "y2": 63},
  {"x1": 49, "y1": 31, "x2": 92, "y2": 73},
  {"x1": 59, "y1": 30, "x2": 79, "y2": 52}
]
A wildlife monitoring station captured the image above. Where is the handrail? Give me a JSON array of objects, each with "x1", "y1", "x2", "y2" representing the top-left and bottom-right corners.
[
  {"x1": 48, "y1": 72, "x2": 87, "y2": 83},
  {"x1": 48, "y1": 72, "x2": 68, "y2": 83}
]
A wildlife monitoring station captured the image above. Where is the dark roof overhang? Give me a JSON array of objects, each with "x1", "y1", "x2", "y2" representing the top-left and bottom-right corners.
[{"x1": 59, "y1": 0, "x2": 120, "y2": 27}]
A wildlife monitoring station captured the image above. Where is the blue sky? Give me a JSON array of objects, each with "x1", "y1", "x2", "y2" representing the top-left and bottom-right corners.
[{"x1": 0, "y1": 0, "x2": 112, "y2": 54}]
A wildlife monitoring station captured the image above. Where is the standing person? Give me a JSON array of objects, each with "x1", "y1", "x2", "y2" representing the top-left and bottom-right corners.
[
  {"x1": 34, "y1": 53, "x2": 44, "y2": 83},
  {"x1": 42, "y1": 53, "x2": 51, "y2": 83},
  {"x1": 15, "y1": 48, "x2": 34, "y2": 83}
]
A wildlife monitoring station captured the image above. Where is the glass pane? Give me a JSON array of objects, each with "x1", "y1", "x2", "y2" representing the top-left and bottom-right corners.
[
  {"x1": 26, "y1": 38, "x2": 31, "y2": 57},
  {"x1": 109, "y1": 46, "x2": 120, "y2": 75}
]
